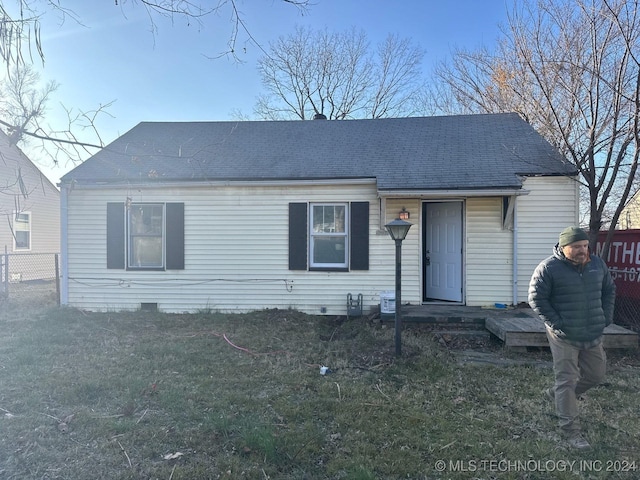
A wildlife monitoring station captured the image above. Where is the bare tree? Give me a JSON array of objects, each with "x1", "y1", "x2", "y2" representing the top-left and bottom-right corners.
[
  {"x1": 0, "y1": 65, "x2": 57, "y2": 144},
  {"x1": 429, "y1": 0, "x2": 640, "y2": 258},
  {"x1": 1, "y1": 1, "x2": 311, "y2": 69},
  {"x1": 368, "y1": 35, "x2": 427, "y2": 118},
  {"x1": 0, "y1": 65, "x2": 109, "y2": 167},
  {"x1": 0, "y1": 0, "x2": 310, "y2": 166},
  {"x1": 255, "y1": 27, "x2": 425, "y2": 120}
]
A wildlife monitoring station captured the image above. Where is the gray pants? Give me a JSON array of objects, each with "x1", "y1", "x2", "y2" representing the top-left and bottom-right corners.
[{"x1": 546, "y1": 328, "x2": 606, "y2": 433}]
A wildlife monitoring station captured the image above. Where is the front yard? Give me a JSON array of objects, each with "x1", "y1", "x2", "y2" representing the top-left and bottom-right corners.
[{"x1": 0, "y1": 298, "x2": 638, "y2": 479}]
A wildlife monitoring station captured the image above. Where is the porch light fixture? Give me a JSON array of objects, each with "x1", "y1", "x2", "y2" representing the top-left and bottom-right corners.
[
  {"x1": 385, "y1": 218, "x2": 413, "y2": 356},
  {"x1": 399, "y1": 207, "x2": 410, "y2": 220},
  {"x1": 385, "y1": 218, "x2": 412, "y2": 243}
]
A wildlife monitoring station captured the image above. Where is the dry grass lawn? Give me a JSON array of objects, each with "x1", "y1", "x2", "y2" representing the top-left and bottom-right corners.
[{"x1": 1, "y1": 295, "x2": 639, "y2": 479}]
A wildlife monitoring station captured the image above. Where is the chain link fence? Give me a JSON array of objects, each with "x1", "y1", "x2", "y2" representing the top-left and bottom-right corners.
[
  {"x1": 0, "y1": 252, "x2": 60, "y2": 305},
  {"x1": 614, "y1": 297, "x2": 640, "y2": 333}
]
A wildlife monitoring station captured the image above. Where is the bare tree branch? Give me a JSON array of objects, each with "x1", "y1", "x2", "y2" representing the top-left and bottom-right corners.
[
  {"x1": 255, "y1": 27, "x2": 424, "y2": 120},
  {"x1": 0, "y1": 0, "x2": 311, "y2": 167},
  {"x1": 429, "y1": 0, "x2": 640, "y2": 258}
]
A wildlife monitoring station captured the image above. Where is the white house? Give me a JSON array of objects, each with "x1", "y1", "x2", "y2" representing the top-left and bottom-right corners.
[
  {"x1": 0, "y1": 130, "x2": 60, "y2": 284},
  {"x1": 59, "y1": 114, "x2": 579, "y2": 315}
]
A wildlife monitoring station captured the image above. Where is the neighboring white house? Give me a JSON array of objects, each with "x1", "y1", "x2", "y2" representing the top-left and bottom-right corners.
[
  {"x1": 0, "y1": 129, "x2": 60, "y2": 283},
  {"x1": 58, "y1": 114, "x2": 579, "y2": 315},
  {"x1": 617, "y1": 190, "x2": 640, "y2": 230}
]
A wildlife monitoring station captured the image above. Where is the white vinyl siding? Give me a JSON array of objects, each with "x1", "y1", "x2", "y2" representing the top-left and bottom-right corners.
[
  {"x1": 465, "y1": 177, "x2": 579, "y2": 306},
  {"x1": 62, "y1": 175, "x2": 578, "y2": 314},
  {"x1": 64, "y1": 182, "x2": 411, "y2": 315},
  {"x1": 465, "y1": 197, "x2": 513, "y2": 306},
  {"x1": 382, "y1": 198, "x2": 421, "y2": 304},
  {"x1": 0, "y1": 133, "x2": 60, "y2": 254},
  {"x1": 516, "y1": 176, "x2": 580, "y2": 302}
]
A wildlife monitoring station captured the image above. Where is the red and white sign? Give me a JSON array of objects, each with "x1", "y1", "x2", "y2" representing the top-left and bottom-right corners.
[{"x1": 596, "y1": 229, "x2": 640, "y2": 299}]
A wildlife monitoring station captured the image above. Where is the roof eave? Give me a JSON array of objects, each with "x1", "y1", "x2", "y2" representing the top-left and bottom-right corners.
[
  {"x1": 59, "y1": 176, "x2": 378, "y2": 189},
  {"x1": 378, "y1": 187, "x2": 530, "y2": 198}
]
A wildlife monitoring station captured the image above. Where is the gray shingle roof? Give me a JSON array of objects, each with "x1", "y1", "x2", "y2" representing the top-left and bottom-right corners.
[{"x1": 61, "y1": 113, "x2": 576, "y2": 191}]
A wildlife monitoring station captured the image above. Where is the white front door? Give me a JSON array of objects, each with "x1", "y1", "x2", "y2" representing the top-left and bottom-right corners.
[{"x1": 423, "y1": 202, "x2": 463, "y2": 302}]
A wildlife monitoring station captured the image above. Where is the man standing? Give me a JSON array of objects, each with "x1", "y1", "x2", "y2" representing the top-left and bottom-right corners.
[{"x1": 528, "y1": 226, "x2": 616, "y2": 450}]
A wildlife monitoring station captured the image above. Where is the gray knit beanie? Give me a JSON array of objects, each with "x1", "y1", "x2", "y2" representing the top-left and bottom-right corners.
[{"x1": 559, "y1": 226, "x2": 589, "y2": 247}]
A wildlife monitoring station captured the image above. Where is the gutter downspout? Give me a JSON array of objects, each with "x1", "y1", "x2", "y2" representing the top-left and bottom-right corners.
[
  {"x1": 512, "y1": 195, "x2": 518, "y2": 305},
  {"x1": 60, "y1": 184, "x2": 68, "y2": 305}
]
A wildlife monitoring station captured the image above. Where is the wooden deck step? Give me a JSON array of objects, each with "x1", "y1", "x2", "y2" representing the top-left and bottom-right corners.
[{"x1": 485, "y1": 316, "x2": 638, "y2": 349}]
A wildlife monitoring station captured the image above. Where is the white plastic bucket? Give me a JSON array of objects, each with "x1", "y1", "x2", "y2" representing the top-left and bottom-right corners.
[{"x1": 380, "y1": 290, "x2": 395, "y2": 314}]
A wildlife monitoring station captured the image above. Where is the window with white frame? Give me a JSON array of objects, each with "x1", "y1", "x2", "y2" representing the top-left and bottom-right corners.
[
  {"x1": 13, "y1": 212, "x2": 31, "y2": 251},
  {"x1": 309, "y1": 203, "x2": 348, "y2": 268},
  {"x1": 128, "y1": 204, "x2": 164, "y2": 268}
]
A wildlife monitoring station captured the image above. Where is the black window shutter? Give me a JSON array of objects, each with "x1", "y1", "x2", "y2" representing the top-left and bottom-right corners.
[
  {"x1": 289, "y1": 203, "x2": 307, "y2": 270},
  {"x1": 106, "y1": 203, "x2": 125, "y2": 269},
  {"x1": 350, "y1": 202, "x2": 369, "y2": 270},
  {"x1": 166, "y1": 203, "x2": 185, "y2": 270}
]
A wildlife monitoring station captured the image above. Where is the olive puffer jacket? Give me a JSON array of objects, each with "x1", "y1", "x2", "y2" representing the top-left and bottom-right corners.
[{"x1": 528, "y1": 245, "x2": 616, "y2": 343}]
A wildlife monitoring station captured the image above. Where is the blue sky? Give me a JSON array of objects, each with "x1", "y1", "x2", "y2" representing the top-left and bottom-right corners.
[{"x1": 21, "y1": 0, "x2": 509, "y2": 182}]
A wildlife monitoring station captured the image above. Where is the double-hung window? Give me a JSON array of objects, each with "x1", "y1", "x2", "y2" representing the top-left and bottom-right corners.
[
  {"x1": 107, "y1": 202, "x2": 184, "y2": 271},
  {"x1": 13, "y1": 212, "x2": 31, "y2": 251},
  {"x1": 128, "y1": 204, "x2": 164, "y2": 268},
  {"x1": 289, "y1": 201, "x2": 368, "y2": 271},
  {"x1": 310, "y1": 204, "x2": 348, "y2": 268}
]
